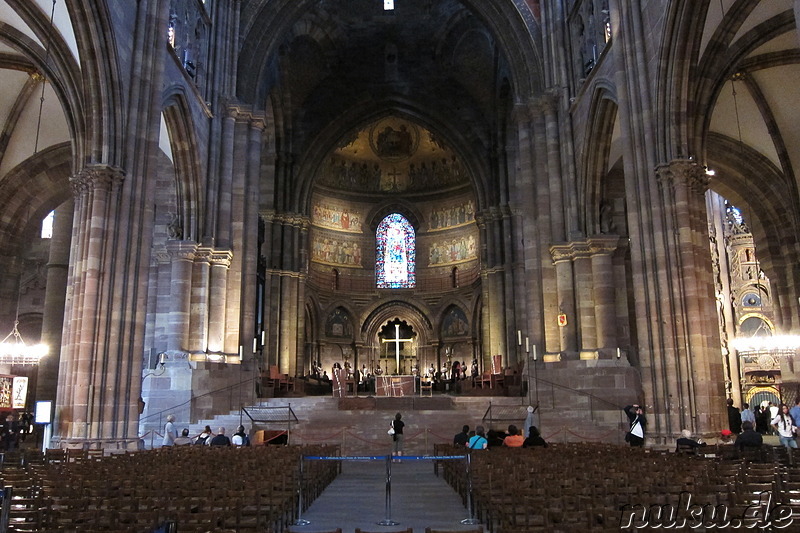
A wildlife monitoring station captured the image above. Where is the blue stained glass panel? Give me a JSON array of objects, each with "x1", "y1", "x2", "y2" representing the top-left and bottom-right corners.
[{"x1": 376, "y1": 213, "x2": 415, "y2": 288}]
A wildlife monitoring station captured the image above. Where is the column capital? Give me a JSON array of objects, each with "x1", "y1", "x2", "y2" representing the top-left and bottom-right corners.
[
  {"x1": 194, "y1": 246, "x2": 213, "y2": 263},
  {"x1": 588, "y1": 236, "x2": 621, "y2": 256},
  {"x1": 166, "y1": 240, "x2": 199, "y2": 261},
  {"x1": 550, "y1": 243, "x2": 573, "y2": 263},
  {"x1": 656, "y1": 159, "x2": 708, "y2": 194},
  {"x1": 69, "y1": 165, "x2": 125, "y2": 196},
  {"x1": 209, "y1": 249, "x2": 233, "y2": 268}
]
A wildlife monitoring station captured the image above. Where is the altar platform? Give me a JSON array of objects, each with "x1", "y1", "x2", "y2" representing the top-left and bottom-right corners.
[{"x1": 374, "y1": 374, "x2": 416, "y2": 396}]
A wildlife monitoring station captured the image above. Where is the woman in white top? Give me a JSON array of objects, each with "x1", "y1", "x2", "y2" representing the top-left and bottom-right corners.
[{"x1": 771, "y1": 403, "x2": 798, "y2": 449}]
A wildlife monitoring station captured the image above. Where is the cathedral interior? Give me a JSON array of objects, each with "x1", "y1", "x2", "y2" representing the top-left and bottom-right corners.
[{"x1": 0, "y1": 0, "x2": 798, "y2": 449}]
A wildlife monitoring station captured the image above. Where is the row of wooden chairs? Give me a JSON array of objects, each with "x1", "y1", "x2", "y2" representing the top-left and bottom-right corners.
[
  {"x1": 289, "y1": 529, "x2": 482, "y2": 533},
  {"x1": 1, "y1": 444, "x2": 339, "y2": 532},
  {"x1": 434, "y1": 442, "x2": 800, "y2": 532}
]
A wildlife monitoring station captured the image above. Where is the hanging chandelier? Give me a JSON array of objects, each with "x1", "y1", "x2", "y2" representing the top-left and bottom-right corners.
[{"x1": 0, "y1": 321, "x2": 48, "y2": 365}]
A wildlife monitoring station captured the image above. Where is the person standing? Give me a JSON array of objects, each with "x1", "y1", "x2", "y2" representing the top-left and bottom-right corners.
[
  {"x1": 624, "y1": 404, "x2": 646, "y2": 447},
  {"x1": 390, "y1": 412, "x2": 405, "y2": 461},
  {"x1": 162, "y1": 414, "x2": 177, "y2": 447},
  {"x1": 771, "y1": 403, "x2": 798, "y2": 449},
  {"x1": 740, "y1": 402, "x2": 756, "y2": 427},
  {"x1": 727, "y1": 398, "x2": 742, "y2": 434},
  {"x1": 790, "y1": 399, "x2": 800, "y2": 428}
]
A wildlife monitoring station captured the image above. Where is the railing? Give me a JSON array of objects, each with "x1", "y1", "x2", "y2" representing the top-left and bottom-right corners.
[
  {"x1": 241, "y1": 405, "x2": 299, "y2": 444},
  {"x1": 139, "y1": 376, "x2": 258, "y2": 448},
  {"x1": 478, "y1": 374, "x2": 629, "y2": 443},
  {"x1": 527, "y1": 374, "x2": 629, "y2": 440}
]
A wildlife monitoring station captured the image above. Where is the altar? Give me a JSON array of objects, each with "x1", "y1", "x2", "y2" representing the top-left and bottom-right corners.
[{"x1": 375, "y1": 375, "x2": 416, "y2": 397}]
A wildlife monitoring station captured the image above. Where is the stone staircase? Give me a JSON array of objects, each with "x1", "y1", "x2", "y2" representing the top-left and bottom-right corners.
[{"x1": 181, "y1": 390, "x2": 628, "y2": 455}]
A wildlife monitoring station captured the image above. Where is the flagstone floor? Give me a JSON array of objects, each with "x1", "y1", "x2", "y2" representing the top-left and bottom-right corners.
[{"x1": 288, "y1": 458, "x2": 486, "y2": 533}]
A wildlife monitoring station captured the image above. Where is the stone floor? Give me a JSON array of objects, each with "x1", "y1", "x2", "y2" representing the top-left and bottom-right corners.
[{"x1": 288, "y1": 458, "x2": 486, "y2": 533}]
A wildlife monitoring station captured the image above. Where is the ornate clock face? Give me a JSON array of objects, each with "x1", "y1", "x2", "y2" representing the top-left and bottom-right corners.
[{"x1": 742, "y1": 292, "x2": 762, "y2": 307}]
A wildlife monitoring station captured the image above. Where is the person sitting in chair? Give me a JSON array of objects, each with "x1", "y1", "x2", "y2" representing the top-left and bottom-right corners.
[
  {"x1": 675, "y1": 429, "x2": 706, "y2": 453},
  {"x1": 735, "y1": 421, "x2": 763, "y2": 450}
]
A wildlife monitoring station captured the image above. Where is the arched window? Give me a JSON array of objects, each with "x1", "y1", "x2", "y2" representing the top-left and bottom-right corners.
[
  {"x1": 41, "y1": 210, "x2": 54, "y2": 239},
  {"x1": 376, "y1": 213, "x2": 415, "y2": 288}
]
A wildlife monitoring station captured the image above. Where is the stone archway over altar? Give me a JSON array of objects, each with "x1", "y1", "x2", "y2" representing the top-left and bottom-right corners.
[{"x1": 360, "y1": 301, "x2": 434, "y2": 379}]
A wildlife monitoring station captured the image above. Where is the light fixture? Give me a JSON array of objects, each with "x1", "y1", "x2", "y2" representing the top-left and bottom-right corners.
[
  {"x1": 0, "y1": 321, "x2": 48, "y2": 365},
  {"x1": 731, "y1": 335, "x2": 800, "y2": 354}
]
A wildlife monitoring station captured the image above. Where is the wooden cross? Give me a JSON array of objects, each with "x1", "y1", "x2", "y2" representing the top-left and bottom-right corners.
[{"x1": 381, "y1": 323, "x2": 413, "y2": 374}]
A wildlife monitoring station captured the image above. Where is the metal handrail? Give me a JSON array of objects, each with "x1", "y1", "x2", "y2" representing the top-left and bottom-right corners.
[{"x1": 139, "y1": 375, "x2": 258, "y2": 423}]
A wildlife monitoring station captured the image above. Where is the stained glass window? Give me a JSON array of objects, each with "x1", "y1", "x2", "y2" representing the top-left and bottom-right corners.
[{"x1": 376, "y1": 213, "x2": 415, "y2": 288}]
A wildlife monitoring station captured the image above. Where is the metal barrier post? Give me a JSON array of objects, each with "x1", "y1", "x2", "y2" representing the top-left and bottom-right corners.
[
  {"x1": 460, "y1": 453, "x2": 480, "y2": 525},
  {"x1": 0, "y1": 485, "x2": 12, "y2": 531},
  {"x1": 294, "y1": 456, "x2": 311, "y2": 526},
  {"x1": 377, "y1": 454, "x2": 399, "y2": 526}
]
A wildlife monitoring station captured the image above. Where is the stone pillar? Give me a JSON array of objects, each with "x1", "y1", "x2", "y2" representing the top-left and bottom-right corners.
[
  {"x1": 166, "y1": 240, "x2": 197, "y2": 352},
  {"x1": 572, "y1": 242, "x2": 596, "y2": 359},
  {"x1": 655, "y1": 159, "x2": 726, "y2": 436},
  {"x1": 543, "y1": 94, "x2": 566, "y2": 242},
  {"x1": 207, "y1": 250, "x2": 232, "y2": 354},
  {"x1": 37, "y1": 198, "x2": 74, "y2": 402},
  {"x1": 589, "y1": 236, "x2": 619, "y2": 354},
  {"x1": 189, "y1": 248, "x2": 211, "y2": 353},
  {"x1": 550, "y1": 245, "x2": 576, "y2": 359}
]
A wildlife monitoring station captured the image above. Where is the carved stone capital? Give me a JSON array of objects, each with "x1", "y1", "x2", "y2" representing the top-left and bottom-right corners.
[
  {"x1": 209, "y1": 249, "x2": 233, "y2": 268},
  {"x1": 194, "y1": 247, "x2": 213, "y2": 264},
  {"x1": 166, "y1": 240, "x2": 199, "y2": 261},
  {"x1": 588, "y1": 236, "x2": 620, "y2": 256},
  {"x1": 570, "y1": 241, "x2": 592, "y2": 259},
  {"x1": 656, "y1": 159, "x2": 708, "y2": 195},
  {"x1": 69, "y1": 165, "x2": 125, "y2": 196},
  {"x1": 550, "y1": 244, "x2": 573, "y2": 263}
]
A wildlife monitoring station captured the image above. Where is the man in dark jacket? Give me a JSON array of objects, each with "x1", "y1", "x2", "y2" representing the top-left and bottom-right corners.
[
  {"x1": 735, "y1": 421, "x2": 763, "y2": 450},
  {"x1": 209, "y1": 427, "x2": 231, "y2": 446},
  {"x1": 453, "y1": 425, "x2": 469, "y2": 446}
]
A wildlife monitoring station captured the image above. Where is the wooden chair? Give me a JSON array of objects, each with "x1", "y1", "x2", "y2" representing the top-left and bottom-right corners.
[
  {"x1": 425, "y1": 527, "x2": 484, "y2": 533},
  {"x1": 478, "y1": 372, "x2": 491, "y2": 388},
  {"x1": 268, "y1": 365, "x2": 290, "y2": 391},
  {"x1": 355, "y1": 529, "x2": 412, "y2": 533},
  {"x1": 420, "y1": 379, "x2": 433, "y2": 396}
]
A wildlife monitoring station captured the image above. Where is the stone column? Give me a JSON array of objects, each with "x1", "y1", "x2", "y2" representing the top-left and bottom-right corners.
[
  {"x1": 207, "y1": 250, "x2": 232, "y2": 354},
  {"x1": 37, "y1": 198, "x2": 74, "y2": 402},
  {"x1": 166, "y1": 241, "x2": 197, "y2": 352},
  {"x1": 655, "y1": 159, "x2": 726, "y2": 436},
  {"x1": 589, "y1": 236, "x2": 619, "y2": 354},
  {"x1": 189, "y1": 248, "x2": 211, "y2": 353},
  {"x1": 543, "y1": 94, "x2": 566, "y2": 242},
  {"x1": 572, "y1": 242, "x2": 596, "y2": 359},
  {"x1": 549, "y1": 245, "x2": 576, "y2": 359}
]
